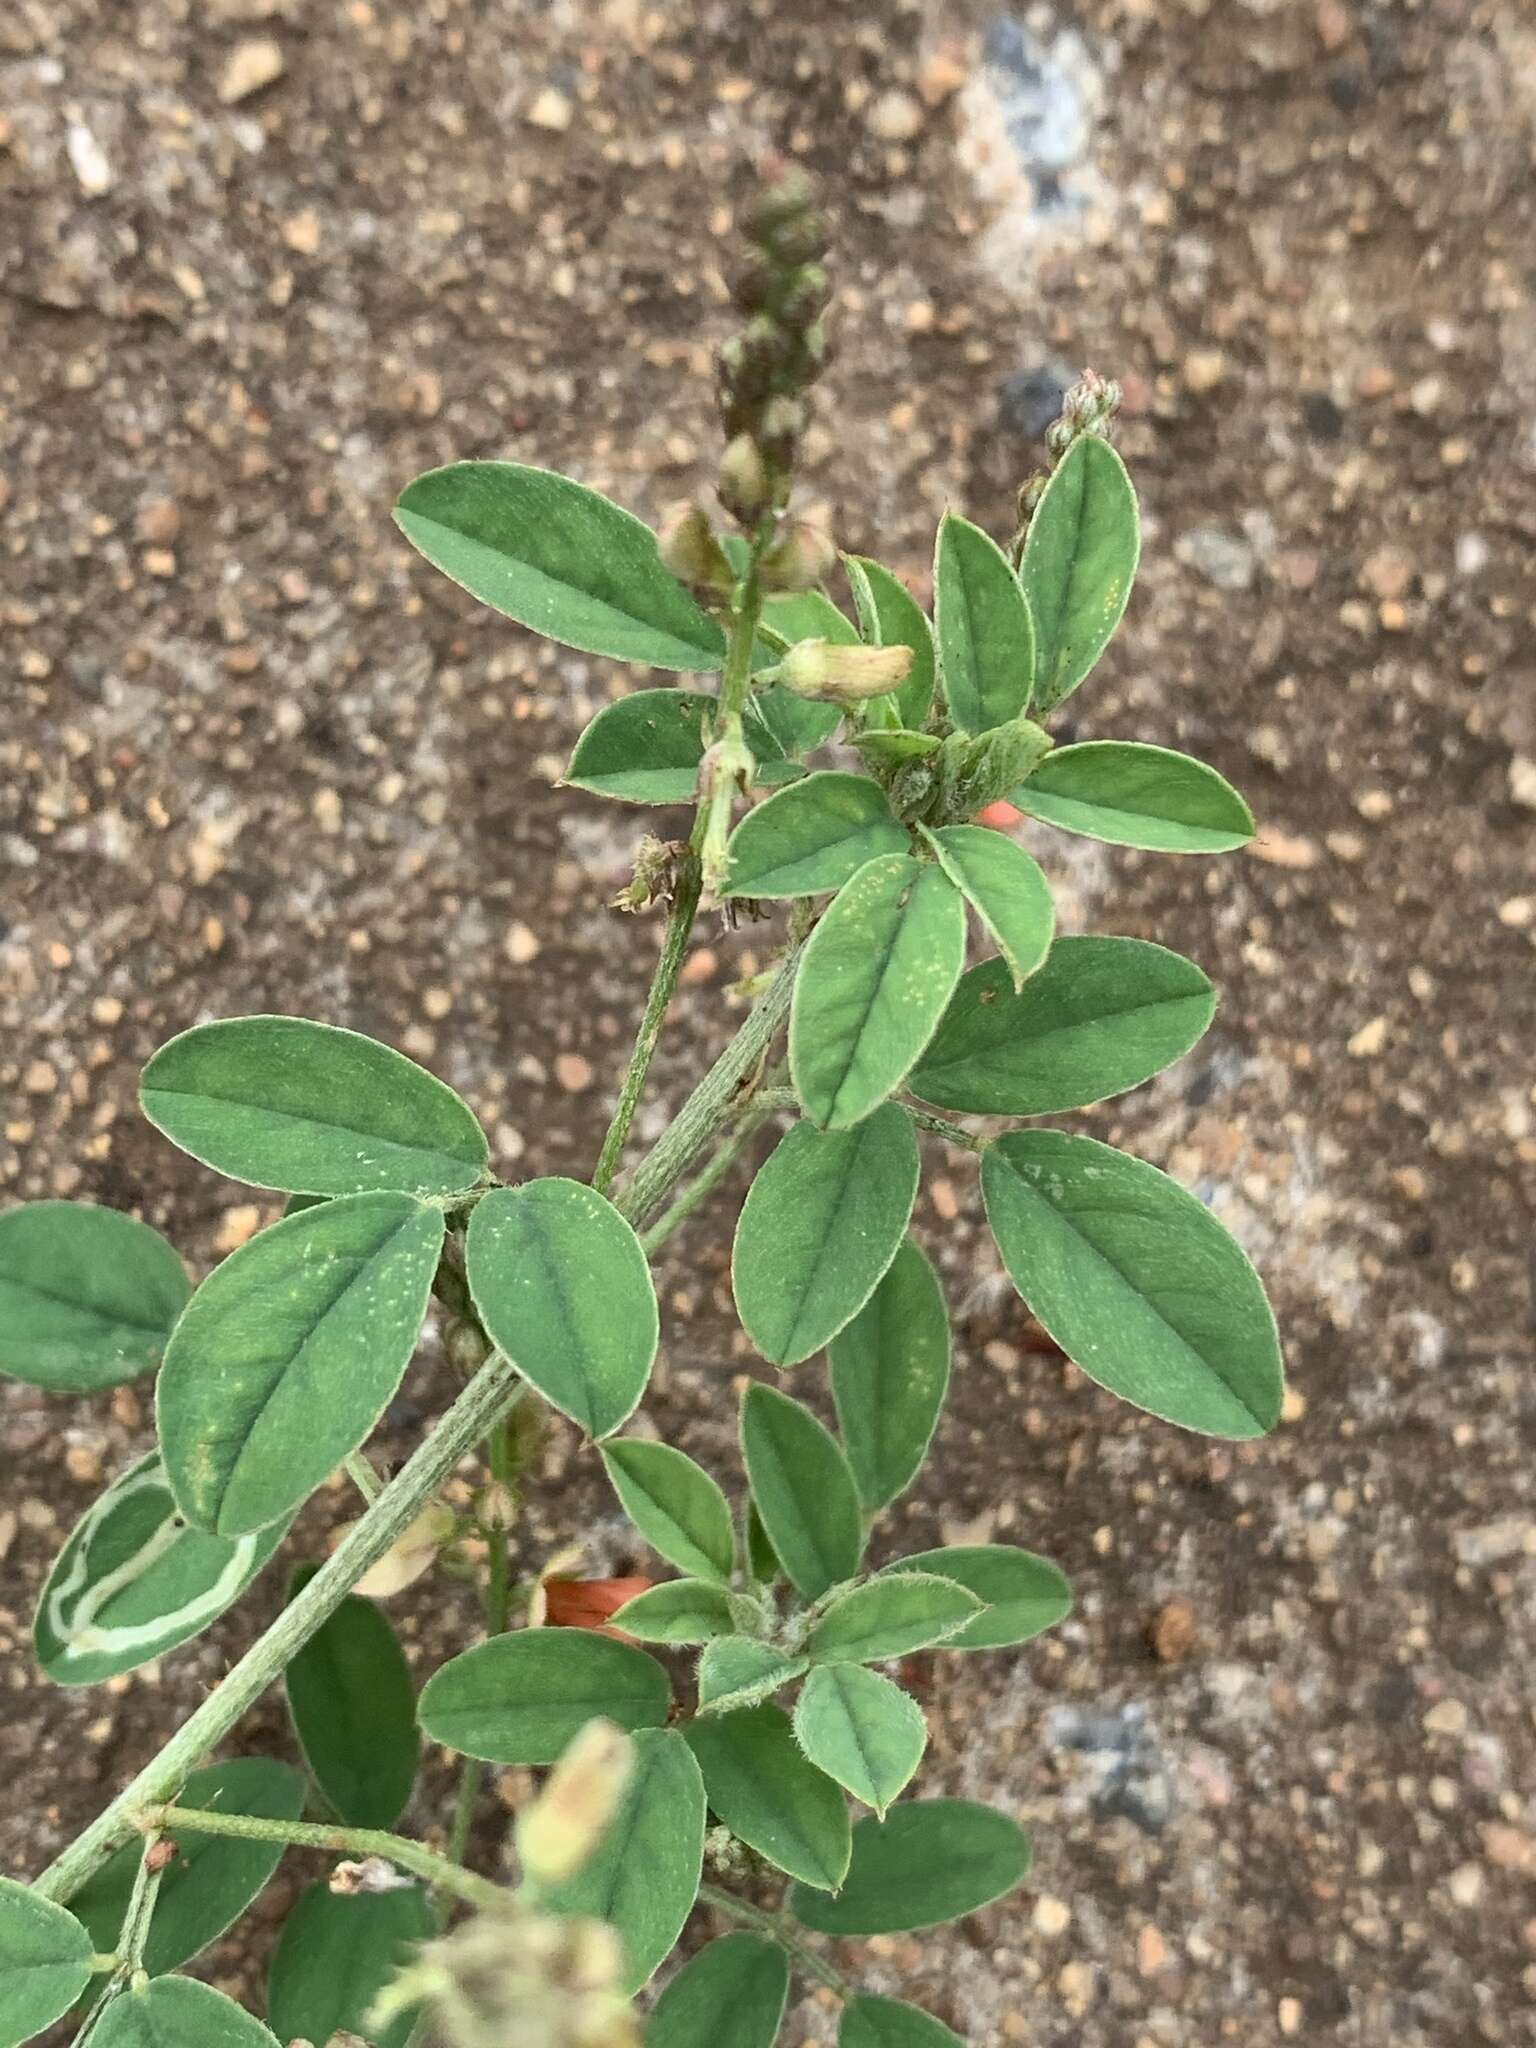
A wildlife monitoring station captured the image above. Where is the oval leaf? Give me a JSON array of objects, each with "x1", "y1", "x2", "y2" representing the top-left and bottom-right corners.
[
  {"x1": 140, "y1": 1016, "x2": 488, "y2": 1200},
  {"x1": 545, "y1": 1727, "x2": 705, "y2": 1993},
  {"x1": 0, "y1": 1876, "x2": 94, "y2": 2048},
  {"x1": 565, "y1": 689, "x2": 792, "y2": 805},
  {"x1": 910, "y1": 937, "x2": 1215, "y2": 1117},
  {"x1": 841, "y1": 1995, "x2": 965, "y2": 2047},
  {"x1": 828, "y1": 1240, "x2": 950, "y2": 1514},
  {"x1": 845, "y1": 555, "x2": 936, "y2": 729},
  {"x1": 418, "y1": 1629, "x2": 671, "y2": 1764},
  {"x1": 807, "y1": 1574, "x2": 981, "y2": 1665},
  {"x1": 1013, "y1": 740, "x2": 1253, "y2": 852},
  {"x1": 90, "y1": 1975, "x2": 279, "y2": 2048},
  {"x1": 790, "y1": 1799, "x2": 1030, "y2": 1934},
  {"x1": 696, "y1": 1637, "x2": 808, "y2": 1715},
  {"x1": 269, "y1": 1883, "x2": 431, "y2": 2048},
  {"x1": 983, "y1": 1130, "x2": 1284, "y2": 1437},
  {"x1": 741, "y1": 1384, "x2": 863, "y2": 1603},
  {"x1": 601, "y1": 1439, "x2": 736, "y2": 1585},
  {"x1": 924, "y1": 825, "x2": 1054, "y2": 992},
  {"x1": 732, "y1": 1107, "x2": 919, "y2": 1368},
  {"x1": 610, "y1": 1579, "x2": 738, "y2": 1645},
  {"x1": 723, "y1": 773, "x2": 909, "y2": 900},
  {"x1": 1020, "y1": 433, "x2": 1139, "y2": 713},
  {"x1": 793, "y1": 1665, "x2": 927, "y2": 1817},
  {"x1": 285, "y1": 1566, "x2": 419, "y2": 1828},
  {"x1": 684, "y1": 1704, "x2": 851, "y2": 1892},
  {"x1": 646, "y1": 1932, "x2": 789, "y2": 2048},
  {"x1": 35, "y1": 1451, "x2": 289, "y2": 1687},
  {"x1": 934, "y1": 513, "x2": 1035, "y2": 733},
  {"x1": 466, "y1": 1179, "x2": 657, "y2": 1438},
  {"x1": 72, "y1": 1758, "x2": 307, "y2": 1976},
  {"x1": 789, "y1": 854, "x2": 966, "y2": 1130},
  {"x1": 395, "y1": 462, "x2": 725, "y2": 671},
  {"x1": 0, "y1": 1202, "x2": 189, "y2": 1395},
  {"x1": 157, "y1": 1193, "x2": 443, "y2": 1536},
  {"x1": 883, "y1": 1545, "x2": 1071, "y2": 1651}
]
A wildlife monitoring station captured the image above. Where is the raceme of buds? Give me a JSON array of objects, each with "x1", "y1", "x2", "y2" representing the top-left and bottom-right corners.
[
  {"x1": 370, "y1": 1899, "x2": 639, "y2": 2048},
  {"x1": 517, "y1": 1718, "x2": 635, "y2": 1889},
  {"x1": 780, "y1": 638, "x2": 915, "y2": 705},
  {"x1": 716, "y1": 166, "x2": 831, "y2": 524},
  {"x1": 758, "y1": 513, "x2": 836, "y2": 593},
  {"x1": 656, "y1": 502, "x2": 734, "y2": 595},
  {"x1": 1044, "y1": 367, "x2": 1123, "y2": 458}
]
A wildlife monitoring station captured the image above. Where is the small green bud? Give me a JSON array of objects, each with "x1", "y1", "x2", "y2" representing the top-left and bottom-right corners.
[
  {"x1": 656, "y1": 502, "x2": 734, "y2": 593},
  {"x1": 744, "y1": 166, "x2": 818, "y2": 244},
  {"x1": 758, "y1": 515, "x2": 836, "y2": 592}
]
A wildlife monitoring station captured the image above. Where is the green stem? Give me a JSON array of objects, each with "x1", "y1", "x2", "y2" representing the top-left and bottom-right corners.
[
  {"x1": 114, "y1": 1837, "x2": 165, "y2": 1975},
  {"x1": 33, "y1": 1359, "x2": 529, "y2": 1907},
  {"x1": 639, "y1": 1090, "x2": 782, "y2": 1257},
  {"x1": 905, "y1": 1106, "x2": 987, "y2": 1151},
  {"x1": 697, "y1": 1880, "x2": 850, "y2": 1998},
  {"x1": 142, "y1": 1805, "x2": 505, "y2": 1914},
  {"x1": 345, "y1": 1451, "x2": 384, "y2": 1505},
  {"x1": 592, "y1": 846, "x2": 704, "y2": 1195},
  {"x1": 616, "y1": 906, "x2": 812, "y2": 1230}
]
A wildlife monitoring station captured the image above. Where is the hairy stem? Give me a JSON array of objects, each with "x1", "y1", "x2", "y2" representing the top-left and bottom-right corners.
[
  {"x1": 592, "y1": 845, "x2": 704, "y2": 1195},
  {"x1": 140, "y1": 1806, "x2": 506, "y2": 1914},
  {"x1": 905, "y1": 1106, "x2": 987, "y2": 1151},
  {"x1": 616, "y1": 905, "x2": 812, "y2": 1229},
  {"x1": 696, "y1": 1881, "x2": 850, "y2": 1998},
  {"x1": 33, "y1": 1358, "x2": 528, "y2": 1906},
  {"x1": 345, "y1": 1450, "x2": 384, "y2": 1505},
  {"x1": 639, "y1": 1089, "x2": 782, "y2": 1257}
]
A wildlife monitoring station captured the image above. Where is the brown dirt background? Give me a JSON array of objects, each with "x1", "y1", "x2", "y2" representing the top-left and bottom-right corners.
[{"x1": 3, "y1": 1, "x2": 1535, "y2": 2042}]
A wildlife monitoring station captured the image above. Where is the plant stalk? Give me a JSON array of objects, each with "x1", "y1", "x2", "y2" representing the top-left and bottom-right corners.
[
  {"x1": 697, "y1": 1880, "x2": 850, "y2": 1998},
  {"x1": 32, "y1": 1358, "x2": 528, "y2": 1906},
  {"x1": 592, "y1": 845, "x2": 704, "y2": 1195},
  {"x1": 639, "y1": 1089, "x2": 782, "y2": 1257},
  {"x1": 140, "y1": 1805, "x2": 506, "y2": 1914}
]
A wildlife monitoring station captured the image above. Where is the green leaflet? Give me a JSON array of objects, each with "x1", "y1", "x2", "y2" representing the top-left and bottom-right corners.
[
  {"x1": 90, "y1": 1976, "x2": 280, "y2": 2048},
  {"x1": 789, "y1": 854, "x2": 966, "y2": 1130},
  {"x1": 982, "y1": 1130, "x2": 1284, "y2": 1437},
  {"x1": 565, "y1": 689, "x2": 795, "y2": 804},
  {"x1": 545, "y1": 1728, "x2": 705, "y2": 1993},
  {"x1": 731, "y1": 1108, "x2": 919, "y2": 1368},
  {"x1": 284, "y1": 1565, "x2": 419, "y2": 1828},
  {"x1": 645, "y1": 1932, "x2": 789, "y2": 2048},
  {"x1": 721, "y1": 772, "x2": 909, "y2": 899},
  {"x1": 844, "y1": 554, "x2": 937, "y2": 729},
  {"x1": 745, "y1": 1501, "x2": 782, "y2": 1589},
  {"x1": 910, "y1": 938, "x2": 1215, "y2": 1117},
  {"x1": 35, "y1": 1450, "x2": 290, "y2": 1688},
  {"x1": 466, "y1": 1179, "x2": 657, "y2": 1439},
  {"x1": 72, "y1": 1758, "x2": 306, "y2": 1977},
  {"x1": 0, "y1": 1877, "x2": 94, "y2": 2048},
  {"x1": 923, "y1": 825, "x2": 1055, "y2": 992},
  {"x1": 601, "y1": 1439, "x2": 736, "y2": 1585},
  {"x1": 750, "y1": 685, "x2": 842, "y2": 759},
  {"x1": 610, "y1": 1579, "x2": 739, "y2": 1645},
  {"x1": 829, "y1": 1240, "x2": 951, "y2": 1514},
  {"x1": 140, "y1": 1015, "x2": 488, "y2": 1199},
  {"x1": 268, "y1": 1884, "x2": 431, "y2": 2048},
  {"x1": 696, "y1": 1637, "x2": 808, "y2": 1715},
  {"x1": 394, "y1": 461, "x2": 726, "y2": 671},
  {"x1": 933, "y1": 513, "x2": 1036, "y2": 732},
  {"x1": 884, "y1": 1545, "x2": 1072, "y2": 1651},
  {"x1": 806, "y1": 1574, "x2": 982, "y2": 1665},
  {"x1": 790, "y1": 1799, "x2": 1031, "y2": 1934},
  {"x1": 760, "y1": 588, "x2": 860, "y2": 649},
  {"x1": 1020, "y1": 433, "x2": 1139, "y2": 712},
  {"x1": 0, "y1": 1201, "x2": 189, "y2": 1395},
  {"x1": 840, "y1": 1995, "x2": 966, "y2": 2047},
  {"x1": 157, "y1": 1193, "x2": 443, "y2": 1537},
  {"x1": 418, "y1": 1629, "x2": 671, "y2": 1764},
  {"x1": 1011, "y1": 738, "x2": 1254, "y2": 851},
  {"x1": 684, "y1": 1704, "x2": 851, "y2": 1892},
  {"x1": 793, "y1": 1665, "x2": 927, "y2": 1817},
  {"x1": 740, "y1": 1383, "x2": 863, "y2": 1602}
]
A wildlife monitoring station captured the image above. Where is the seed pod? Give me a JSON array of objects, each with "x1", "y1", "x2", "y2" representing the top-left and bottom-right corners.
[
  {"x1": 518, "y1": 1719, "x2": 636, "y2": 1888},
  {"x1": 780, "y1": 638, "x2": 915, "y2": 703}
]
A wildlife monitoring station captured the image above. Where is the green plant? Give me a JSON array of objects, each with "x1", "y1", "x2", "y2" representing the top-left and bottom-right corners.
[{"x1": 2, "y1": 168, "x2": 1280, "y2": 2048}]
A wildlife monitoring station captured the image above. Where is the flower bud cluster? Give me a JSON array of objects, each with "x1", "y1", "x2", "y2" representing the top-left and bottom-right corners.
[{"x1": 716, "y1": 166, "x2": 831, "y2": 526}]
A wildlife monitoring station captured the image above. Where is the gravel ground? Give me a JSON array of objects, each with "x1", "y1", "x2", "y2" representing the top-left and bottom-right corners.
[{"x1": 3, "y1": 2, "x2": 1535, "y2": 2043}]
